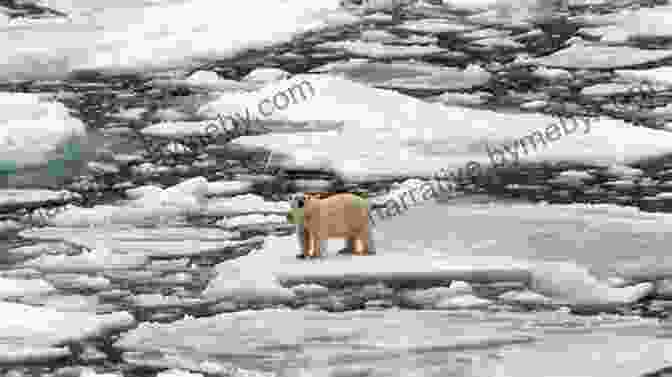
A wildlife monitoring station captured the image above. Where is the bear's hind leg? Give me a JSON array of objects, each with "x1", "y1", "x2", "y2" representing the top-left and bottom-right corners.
[
  {"x1": 353, "y1": 224, "x2": 376, "y2": 256},
  {"x1": 311, "y1": 234, "x2": 326, "y2": 258},
  {"x1": 352, "y1": 229, "x2": 369, "y2": 256},
  {"x1": 305, "y1": 231, "x2": 322, "y2": 258}
]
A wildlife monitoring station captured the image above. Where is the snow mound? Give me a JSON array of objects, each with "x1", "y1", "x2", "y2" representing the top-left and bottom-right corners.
[
  {"x1": 0, "y1": 93, "x2": 86, "y2": 170},
  {"x1": 47, "y1": 177, "x2": 211, "y2": 227}
]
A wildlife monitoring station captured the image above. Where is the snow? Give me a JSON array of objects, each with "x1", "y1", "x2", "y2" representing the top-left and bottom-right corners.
[
  {"x1": 0, "y1": 0, "x2": 358, "y2": 81},
  {"x1": 0, "y1": 277, "x2": 56, "y2": 298},
  {"x1": 213, "y1": 74, "x2": 672, "y2": 182},
  {"x1": 45, "y1": 178, "x2": 213, "y2": 227},
  {"x1": 202, "y1": 237, "x2": 297, "y2": 304},
  {"x1": 0, "y1": 344, "x2": 71, "y2": 365},
  {"x1": 141, "y1": 121, "x2": 220, "y2": 138},
  {"x1": 529, "y1": 262, "x2": 654, "y2": 307},
  {"x1": 114, "y1": 308, "x2": 669, "y2": 377},
  {"x1": 401, "y1": 283, "x2": 476, "y2": 307},
  {"x1": 157, "y1": 370, "x2": 204, "y2": 377},
  {"x1": 46, "y1": 204, "x2": 192, "y2": 227},
  {"x1": 20, "y1": 226, "x2": 237, "y2": 242},
  {"x1": 372, "y1": 199, "x2": 672, "y2": 286},
  {"x1": 0, "y1": 219, "x2": 22, "y2": 236},
  {"x1": 127, "y1": 294, "x2": 204, "y2": 310},
  {"x1": 19, "y1": 225, "x2": 245, "y2": 258},
  {"x1": 434, "y1": 294, "x2": 493, "y2": 309},
  {"x1": 21, "y1": 247, "x2": 149, "y2": 273},
  {"x1": 0, "y1": 301, "x2": 134, "y2": 364},
  {"x1": 204, "y1": 194, "x2": 290, "y2": 217},
  {"x1": 615, "y1": 66, "x2": 672, "y2": 87},
  {"x1": 31, "y1": 294, "x2": 102, "y2": 312},
  {"x1": 576, "y1": 5, "x2": 672, "y2": 43},
  {"x1": 242, "y1": 68, "x2": 291, "y2": 83},
  {"x1": 124, "y1": 185, "x2": 164, "y2": 200},
  {"x1": 206, "y1": 180, "x2": 254, "y2": 197},
  {"x1": 203, "y1": 233, "x2": 652, "y2": 308},
  {"x1": 222, "y1": 214, "x2": 287, "y2": 228},
  {"x1": 532, "y1": 43, "x2": 672, "y2": 69},
  {"x1": 0, "y1": 93, "x2": 86, "y2": 170},
  {"x1": 0, "y1": 189, "x2": 76, "y2": 211},
  {"x1": 317, "y1": 40, "x2": 448, "y2": 59},
  {"x1": 44, "y1": 273, "x2": 112, "y2": 291}
]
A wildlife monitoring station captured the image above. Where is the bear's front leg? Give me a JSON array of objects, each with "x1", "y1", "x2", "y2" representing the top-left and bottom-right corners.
[
  {"x1": 307, "y1": 230, "x2": 323, "y2": 258},
  {"x1": 299, "y1": 228, "x2": 324, "y2": 259},
  {"x1": 296, "y1": 225, "x2": 314, "y2": 259},
  {"x1": 352, "y1": 229, "x2": 369, "y2": 256},
  {"x1": 295, "y1": 222, "x2": 305, "y2": 257}
]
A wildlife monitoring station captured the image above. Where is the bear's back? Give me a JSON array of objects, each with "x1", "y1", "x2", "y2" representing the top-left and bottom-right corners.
[{"x1": 303, "y1": 193, "x2": 368, "y2": 237}]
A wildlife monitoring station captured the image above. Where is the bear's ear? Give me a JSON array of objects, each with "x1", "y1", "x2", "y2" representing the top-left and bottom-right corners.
[
  {"x1": 304, "y1": 192, "x2": 324, "y2": 201},
  {"x1": 290, "y1": 193, "x2": 306, "y2": 209},
  {"x1": 305, "y1": 192, "x2": 332, "y2": 200}
]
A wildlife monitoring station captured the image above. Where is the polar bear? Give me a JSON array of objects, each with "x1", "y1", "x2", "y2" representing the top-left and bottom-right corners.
[{"x1": 289, "y1": 192, "x2": 376, "y2": 259}]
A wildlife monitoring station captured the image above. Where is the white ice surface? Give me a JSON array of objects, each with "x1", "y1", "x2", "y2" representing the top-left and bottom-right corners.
[
  {"x1": 0, "y1": 92, "x2": 86, "y2": 169},
  {"x1": 0, "y1": 0, "x2": 358, "y2": 81},
  {"x1": 203, "y1": 74, "x2": 672, "y2": 182},
  {"x1": 203, "y1": 233, "x2": 653, "y2": 308},
  {"x1": 114, "y1": 308, "x2": 670, "y2": 377},
  {"x1": 0, "y1": 301, "x2": 133, "y2": 363}
]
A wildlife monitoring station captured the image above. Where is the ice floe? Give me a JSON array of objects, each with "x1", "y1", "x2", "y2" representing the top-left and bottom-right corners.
[
  {"x1": 221, "y1": 214, "x2": 287, "y2": 229},
  {"x1": 44, "y1": 273, "x2": 111, "y2": 291},
  {"x1": 315, "y1": 40, "x2": 447, "y2": 59},
  {"x1": 532, "y1": 42, "x2": 672, "y2": 69},
  {"x1": 45, "y1": 204, "x2": 194, "y2": 227},
  {"x1": 44, "y1": 177, "x2": 215, "y2": 227},
  {"x1": 20, "y1": 226, "x2": 238, "y2": 242},
  {"x1": 206, "y1": 180, "x2": 254, "y2": 197},
  {"x1": 0, "y1": 189, "x2": 78, "y2": 212},
  {"x1": 0, "y1": 277, "x2": 56, "y2": 299},
  {"x1": 203, "y1": 234, "x2": 653, "y2": 308},
  {"x1": 206, "y1": 74, "x2": 672, "y2": 182},
  {"x1": 21, "y1": 247, "x2": 149, "y2": 273},
  {"x1": 26, "y1": 294, "x2": 103, "y2": 312},
  {"x1": 0, "y1": 0, "x2": 358, "y2": 81},
  {"x1": 204, "y1": 194, "x2": 290, "y2": 217},
  {"x1": 242, "y1": 68, "x2": 292, "y2": 84},
  {"x1": 0, "y1": 92, "x2": 86, "y2": 170},
  {"x1": 114, "y1": 308, "x2": 669, "y2": 377},
  {"x1": 576, "y1": 5, "x2": 672, "y2": 43},
  {"x1": 616, "y1": 66, "x2": 672, "y2": 87},
  {"x1": 0, "y1": 301, "x2": 133, "y2": 364}
]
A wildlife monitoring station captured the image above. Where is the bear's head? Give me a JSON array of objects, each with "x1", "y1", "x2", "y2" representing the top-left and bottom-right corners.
[
  {"x1": 289, "y1": 192, "x2": 305, "y2": 210},
  {"x1": 287, "y1": 192, "x2": 309, "y2": 224},
  {"x1": 287, "y1": 192, "x2": 332, "y2": 224}
]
